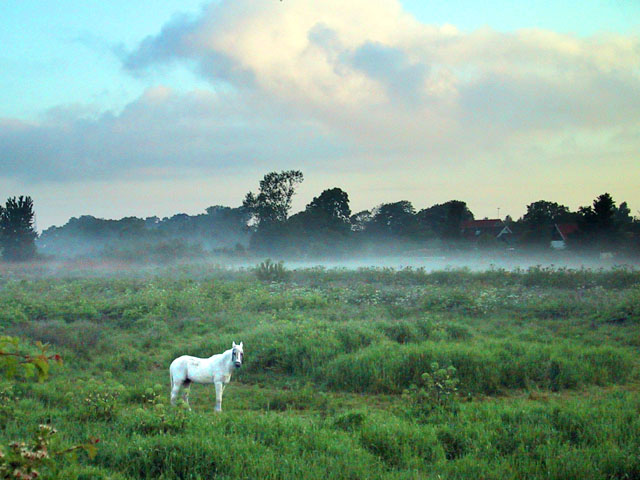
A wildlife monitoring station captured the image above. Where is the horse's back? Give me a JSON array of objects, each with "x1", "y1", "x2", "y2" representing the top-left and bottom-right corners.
[
  {"x1": 170, "y1": 355, "x2": 213, "y2": 384},
  {"x1": 170, "y1": 355, "x2": 194, "y2": 378},
  {"x1": 170, "y1": 355, "x2": 203, "y2": 369}
]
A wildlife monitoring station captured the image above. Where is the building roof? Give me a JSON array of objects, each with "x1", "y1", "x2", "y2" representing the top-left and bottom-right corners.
[
  {"x1": 461, "y1": 219, "x2": 504, "y2": 229},
  {"x1": 461, "y1": 219, "x2": 512, "y2": 240},
  {"x1": 554, "y1": 223, "x2": 579, "y2": 241}
]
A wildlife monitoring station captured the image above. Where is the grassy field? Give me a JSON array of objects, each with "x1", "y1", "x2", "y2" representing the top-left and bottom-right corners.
[{"x1": 1, "y1": 264, "x2": 640, "y2": 479}]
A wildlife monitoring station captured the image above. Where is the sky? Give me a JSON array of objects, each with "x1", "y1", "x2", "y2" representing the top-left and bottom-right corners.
[{"x1": 1, "y1": 0, "x2": 639, "y2": 230}]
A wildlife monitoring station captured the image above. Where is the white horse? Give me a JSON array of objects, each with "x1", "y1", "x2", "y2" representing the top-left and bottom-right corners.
[{"x1": 169, "y1": 341, "x2": 244, "y2": 412}]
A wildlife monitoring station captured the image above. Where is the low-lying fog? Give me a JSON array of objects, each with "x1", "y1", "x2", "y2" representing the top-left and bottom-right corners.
[{"x1": 3, "y1": 252, "x2": 637, "y2": 279}]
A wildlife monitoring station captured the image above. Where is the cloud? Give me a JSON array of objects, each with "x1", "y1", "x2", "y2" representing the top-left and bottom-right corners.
[
  {"x1": 2, "y1": 0, "x2": 640, "y2": 190},
  {"x1": 346, "y1": 42, "x2": 430, "y2": 104},
  {"x1": 120, "y1": 0, "x2": 640, "y2": 147},
  {"x1": 0, "y1": 86, "x2": 348, "y2": 182}
]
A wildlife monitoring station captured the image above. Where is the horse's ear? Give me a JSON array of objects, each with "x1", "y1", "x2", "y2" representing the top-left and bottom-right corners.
[
  {"x1": 232, "y1": 341, "x2": 237, "y2": 348},
  {"x1": 240, "y1": 342, "x2": 243, "y2": 348}
]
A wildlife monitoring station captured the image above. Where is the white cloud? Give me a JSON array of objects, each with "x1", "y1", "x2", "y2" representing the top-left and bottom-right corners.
[
  {"x1": 119, "y1": 0, "x2": 640, "y2": 154},
  {"x1": 0, "y1": 86, "x2": 348, "y2": 182}
]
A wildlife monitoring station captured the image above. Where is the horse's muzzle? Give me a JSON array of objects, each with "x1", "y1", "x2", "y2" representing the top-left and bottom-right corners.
[{"x1": 234, "y1": 362, "x2": 242, "y2": 369}]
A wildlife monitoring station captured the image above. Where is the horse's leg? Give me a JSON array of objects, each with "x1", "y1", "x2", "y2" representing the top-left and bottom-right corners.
[
  {"x1": 214, "y1": 382, "x2": 223, "y2": 412},
  {"x1": 170, "y1": 380, "x2": 182, "y2": 406},
  {"x1": 181, "y1": 382, "x2": 191, "y2": 410}
]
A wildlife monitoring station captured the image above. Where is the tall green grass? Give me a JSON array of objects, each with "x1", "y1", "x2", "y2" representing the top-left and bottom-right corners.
[
  {"x1": 2, "y1": 265, "x2": 640, "y2": 479},
  {"x1": 324, "y1": 340, "x2": 635, "y2": 394}
]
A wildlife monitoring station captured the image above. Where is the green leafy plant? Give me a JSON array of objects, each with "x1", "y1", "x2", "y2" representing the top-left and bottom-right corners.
[
  {"x1": 0, "y1": 386, "x2": 17, "y2": 428},
  {"x1": 0, "y1": 337, "x2": 98, "y2": 479},
  {"x1": 403, "y1": 362, "x2": 459, "y2": 419},
  {"x1": 80, "y1": 387, "x2": 121, "y2": 421},
  {"x1": 0, "y1": 336, "x2": 62, "y2": 381},
  {"x1": 0, "y1": 424, "x2": 99, "y2": 480},
  {"x1": 255, "y1": 259, "x2": 289, "y2": 282}
]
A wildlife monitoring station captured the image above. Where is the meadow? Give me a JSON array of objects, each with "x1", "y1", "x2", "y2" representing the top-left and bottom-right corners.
[{"x1": 1, "y1": 263, "x2": 640, "y2": 479}]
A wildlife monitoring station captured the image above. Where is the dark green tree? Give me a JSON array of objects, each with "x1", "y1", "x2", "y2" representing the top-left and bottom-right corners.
[
  {"x1": 243, "y1": 171, "x2": 304, "y2": 252},
  {"x1": 350, "y1": 210, "x2": 372, "y2": 232},
  {"x1": 518, "y1": 200, "x2": 575, "y2": 247},
  {"x1": 577, "y1": 193, "x2": 622, "y2": 250},
  {"x1": 521, "y1": 200, "x2": 572, "y2": 226},
  {"x1": 417, "y1": 200, "x2": 474, "y2": 240},
  {"x1": 281, "y1": 188, "x2": 353, "y2": 256},
  {"x1": 615, "y1": 201, "x2": 633, "y2": 226},
  {"x1": 243, "y1": 170, "x2": 304, "y2": 227},
  {"x1": 0, "y1": 196, "x2": 38, "y2": 261},
  {"x1": 369, "y1": 201, "x2": 417, "y2": 237},
  {"x1": 306, "y1": 188, "x2": 351, "y2": 222}
]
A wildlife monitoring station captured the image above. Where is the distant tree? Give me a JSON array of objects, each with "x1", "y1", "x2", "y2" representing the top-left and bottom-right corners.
[
  {"x1": 0, "y1": 196, "x2": 38, "y2": 261},
  {"x1": 306, "y1": 188, "x2": 351, "y2": 222},
  {"x1": 280, "y1": 187, "x2": 353, "y2": 256},
  {"x1": 518, "y1": 200, "x2": 575, "y2": 247},
  {"x1": 243, "y1": 170, "x2": 304, "y2": 227},
  {"x1": 615, "y1": 201, "x2": 633, "y2": 226},
  {"x1": 577, "y1": 193, "x2": 623, "y2": 250},
  {"x1": 521, "y1": 200, "x2": 573, "y2": 226},
  {"x1": 579, "y1": 194, "x2": 610, "y2": 226},
  {"x1": 579, "y1": 193, "x2": 616, "y2": 232},
  {"x1": 350, "y1": 210, "x2": 372, "y2": 232},
  {"x1": 243, "y1": 170, "x2": 304, "y2": 252},
  {"x1": 417, "y1": 200, "x2": 474, "y2": 240},
  {"x1": 38, "y1": 206, "x2": 252, "y2": 260},
  {"x1": 369, "y1": 201, "x2": 417, "y2": 237}
]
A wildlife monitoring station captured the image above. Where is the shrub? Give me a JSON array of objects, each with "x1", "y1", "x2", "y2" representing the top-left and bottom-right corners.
[
  {"x1": 403, "y1": 362, "x2": 460, "y2": 420},
  {"x1": 596, "y1": 287, "x2": 640, "y2": 324},
  {"x1": 377, "y1": 319, "x2": 423, "y2": 344},
  {"x1": 0, "y1": 425, "x2": 57, "y2": 479},
  {"x1": 0, "y1": 385, "x2": 17, "y2": 428},
  {"x1": 255, "y1": 259, "x2": 289, "y2": 282},
  {"x1": 0, "y1": 304, "x2": 28, "y2": 326},
  {"x1": 77, "y1": 380, "x2": 124, "y2": 421}
]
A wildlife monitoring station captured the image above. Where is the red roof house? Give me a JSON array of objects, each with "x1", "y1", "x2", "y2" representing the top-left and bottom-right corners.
[
  {"x1": 461, "y1": 219, "x2": 513, "y2": 242},
  {"x1": 551, "y1": 223, "x2": 578, "y2": 249}
]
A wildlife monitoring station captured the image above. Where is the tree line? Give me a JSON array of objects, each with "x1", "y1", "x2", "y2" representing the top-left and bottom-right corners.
[
  {"x1": 240, "y1": 171, "x2": 638, "y2": 257},
  {"x1": 2, "y1": 171, "x2": 639, "y2": 262}
]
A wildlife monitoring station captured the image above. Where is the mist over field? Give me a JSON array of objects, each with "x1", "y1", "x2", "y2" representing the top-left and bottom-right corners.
[{"x1": 26, "y1": 177, "x2": 639, "y2": 274}]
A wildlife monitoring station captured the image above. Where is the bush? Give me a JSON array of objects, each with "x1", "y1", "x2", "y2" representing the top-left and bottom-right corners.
[
  {"x1": 403, "y1": 362, "x2": 459, "y2": 420},
  {"x1": 255, "y1": 259, "x2": 289, "y2": 282},
  {"x1": 76, "y1": 380, "x2": 124, "y2": 421}
]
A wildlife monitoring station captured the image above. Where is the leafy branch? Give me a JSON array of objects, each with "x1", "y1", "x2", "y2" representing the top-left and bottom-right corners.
[
  {"x1": 0, "y1": 337, "x2": 99, "y2": 479},
  {"x1": 0, "y1": 336, "x2": 62, "y2": 382},
  {"x1": 0, "y1": 425, "x2": 99, "y2": 480}
]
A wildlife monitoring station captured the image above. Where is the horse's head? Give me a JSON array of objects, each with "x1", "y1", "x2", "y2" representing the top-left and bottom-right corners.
[{"x1": 231, "y1": 341, "x2": 244, "y2": 369}]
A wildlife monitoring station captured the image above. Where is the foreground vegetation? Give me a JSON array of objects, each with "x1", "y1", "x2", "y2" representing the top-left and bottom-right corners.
[{"x1": 1, "y1": 264, "x2": 640, "y2": 479}]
